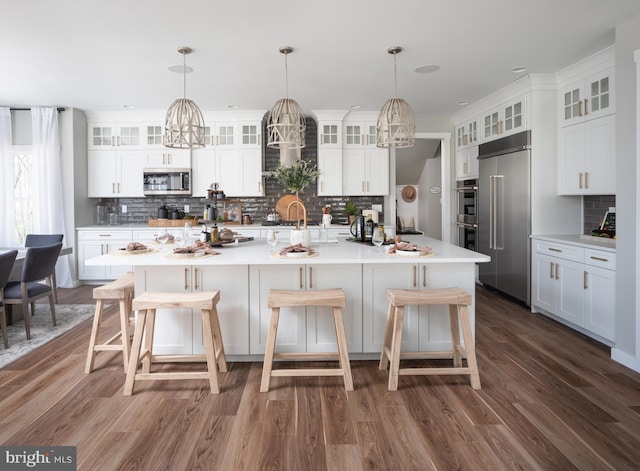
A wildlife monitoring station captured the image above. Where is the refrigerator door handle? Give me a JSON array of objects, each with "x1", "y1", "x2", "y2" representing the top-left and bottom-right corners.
[
  {"x1": 495, "y1": 175, "x2": 504, "y2": 250},
  {"x1": 489, "y1": 175, "x2": 494, "y2": 249}
]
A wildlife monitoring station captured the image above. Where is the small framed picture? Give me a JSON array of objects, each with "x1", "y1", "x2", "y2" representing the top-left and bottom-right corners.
[{"x1": 223, "y1": 200, "x2": 242, "y2": 223}]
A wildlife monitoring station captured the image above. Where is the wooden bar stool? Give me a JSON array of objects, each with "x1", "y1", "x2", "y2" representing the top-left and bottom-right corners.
[
  {"x1": 379, "y1": 287, "x2": 481, "y2": 391},
  {"x1": 260, "y1": 288, "x2": 353, "y2": 393},
  {"x1": 124, "y1": 290, "x2": 227, "y2": 396},
  {"x1": 85, "y1": 272, "x2": 134, "y2": 373}
]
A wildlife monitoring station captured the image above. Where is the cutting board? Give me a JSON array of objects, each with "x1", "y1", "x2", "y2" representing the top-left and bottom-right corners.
[{"x1": 276, "y1": 195, "x2": 303, "y2": 221}]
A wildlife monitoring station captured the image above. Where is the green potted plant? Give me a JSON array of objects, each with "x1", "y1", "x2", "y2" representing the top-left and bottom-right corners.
[
  {"x1": 344, "y1": 200, "x2": 359, "y2": 225},
  {"x1": 270, "y1": 159, "x2": 320, "y2": 246}
]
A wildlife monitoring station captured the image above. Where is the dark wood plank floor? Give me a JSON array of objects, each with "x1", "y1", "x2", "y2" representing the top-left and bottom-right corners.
[{"x1": 1, "y1": 284, "x2": 639, "y2": 470}]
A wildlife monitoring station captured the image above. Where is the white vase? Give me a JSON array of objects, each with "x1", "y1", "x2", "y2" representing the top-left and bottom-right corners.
[{"x1": 290, "y1": 229, "x2": 311, "y2": 247}]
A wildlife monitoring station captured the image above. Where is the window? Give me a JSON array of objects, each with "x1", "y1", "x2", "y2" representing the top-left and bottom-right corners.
[{"x1": 12, "y1": 146, "x2": 33, "y2": 244}]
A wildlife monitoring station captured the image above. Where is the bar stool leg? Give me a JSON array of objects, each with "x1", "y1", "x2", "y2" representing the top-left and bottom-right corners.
[
  {"x1": 458, "y1": 304, "x2": 481, "y2": 389},
  {"x1": 142, "y1": 309, "x2": 156, "y2": 374},
  {"x1": 448, "y1": 304, "x2": 463, "y2": 368},
  {"x1": 378, "y1": 301, "x2": 395, "y2": 371},
  {"x1": 85, "y1": 299, "x2": 105, "y2": 373},
  {"x1": 201, "y1": 308, "x2": 220, "y2": 394},
  {"x1": 333, "y1": 306, "x2": 354, "y2": 391},
  {"x1": 260, "y1": 307, "x2": 280, "y2": 393},
  {"x1": 209, "y1": 305, "x2": 228, "y2": 373},
  {"x1": 118, "y1": 297, "x2": 131, "y2": 372},
  {"x1": 124, "y1": 308, "x2": 148, "y2": 396},
  {"x1": 388, "y1": 305, "x2": 405, "y2": 391}
]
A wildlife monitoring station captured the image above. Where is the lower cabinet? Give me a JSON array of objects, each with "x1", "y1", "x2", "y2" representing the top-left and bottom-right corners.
[
  {"x1": 248, "y1": 264, "x2": 363, "y2": 354},
  {"x1": 531, "y1": 239, "x2": 615, "y2": 343},
  {"x1": 77, "y1": 230, "x2": 133, "y2": 280},
  {"x1": 362, "y1": 263, "x2": 477, "y2": 353},
  {"x1": 134, "y1": 265, "x2": 249, "y2": 355}
]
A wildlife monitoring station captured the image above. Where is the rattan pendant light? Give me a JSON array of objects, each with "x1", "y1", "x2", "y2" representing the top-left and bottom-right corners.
[
  {"x1": 164, "y1": 47, "x2": 205, "y2": 149},
  {"x1": 377, "y1": 46, "x2": 415, "y2": 148},
  {"x1": 267, "y1": 46, "x2": 306, "y2": 149}
]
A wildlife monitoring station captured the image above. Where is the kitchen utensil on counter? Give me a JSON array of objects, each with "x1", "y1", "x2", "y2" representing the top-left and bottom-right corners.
[
  {"x1": 243, "y1": 214, "x2": 252, "y2": 225},
  {"x1": 158, "y1": 205, "x2": 169, "y2": 219},
  {"x1": 266, "y1": 209, "x2": 281, "y2": 223},
  {"x1": 322, "y1": 214, "x2": 332, "y2": 227},
  {"x1": 350, "y1": 213, "x2": 366, "y2": 241}
]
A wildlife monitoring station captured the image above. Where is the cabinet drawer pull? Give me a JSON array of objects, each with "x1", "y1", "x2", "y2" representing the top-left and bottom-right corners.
[
  {"x1": 579, "y1": 172, "x2": 583, "y2": 189},
  {"x1": 584, "y1": 98, "x2": 589, "y2": 116},
  {"x1": 590, "y1": 256, "x2": 609, "y2": 262},
  {"x1": 584, "y1": 270, "x2": 588, "y2": 289},
  {"x1": 194, "y1": 268, "x2": 199, "y2": 290},
  {"x1": 555, "y1": 263, "x2": 559, "y2": 280},
  {"x1": 548, "y1": 247, "x2": 562, "y2": 252},
  {"x1": 550, "y1": 261, "x2": 554, "y2": 278},
  {"x1": 299, "y1": 267, "x2": 303, "y2": 289},
  {"x1": 184, "y1": 268, "x2": 188, "y2": 290},
  {"x1": 309, "y1": 267, "x2": 313, "y2": 289},
  {"x1": 423, "y1": 265, "x2": 427, "y2": 288}
]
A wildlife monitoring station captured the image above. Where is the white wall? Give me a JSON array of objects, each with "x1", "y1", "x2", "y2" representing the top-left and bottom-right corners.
[{"x1": 612, "y1": 15, "x2": 640, "y2": 372}]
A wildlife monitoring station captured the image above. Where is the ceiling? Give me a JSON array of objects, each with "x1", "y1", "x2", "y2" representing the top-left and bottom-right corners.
[{"x1": 2, "y1": 0, "x2": 640, "y2": 119}]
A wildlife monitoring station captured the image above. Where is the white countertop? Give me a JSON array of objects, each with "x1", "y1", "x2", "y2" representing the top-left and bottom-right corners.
[
  {"x1": 77, "y1": 223, "x2": 353, "y2": 231},
  {"x1": 85, "y1": 235, "x2": 490, "y2": 267},
  {"x1": 531, "y1": 234, "x2": 616, "y2": 252}
]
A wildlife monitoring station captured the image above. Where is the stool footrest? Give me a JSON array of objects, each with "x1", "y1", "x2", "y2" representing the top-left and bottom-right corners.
[
  {"x1": 274, "y1": 352, "x2": 340, "y2": 360},
  {"x1": 93, "y1": 344, "x2": 124, "y2": 352},
  {"x1": 398, "y1": 367, "x2": 472, "y2": 376},
  {"x1": 271, "y1": 368, "x2": 348, "y2": 378},
  {"x1": 133, "y1": 372, "x2": 212, "y2": 381},
  {"x1": 150, "y1": 354, "x2": 208, "y2": 363}
]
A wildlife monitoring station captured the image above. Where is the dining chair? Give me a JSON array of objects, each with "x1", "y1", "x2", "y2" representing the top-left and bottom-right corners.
[
  {"x1": 3, "y1": 243, "x2": 62, "y2": 340},
  {"x1": 0, "y1": 250, "x2": 19, "y2": 348},
  {"x1": 25, "y1": 234, "x2": 64, "y2": 303}
]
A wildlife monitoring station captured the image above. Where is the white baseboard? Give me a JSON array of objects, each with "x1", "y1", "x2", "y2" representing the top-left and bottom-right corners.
[{"x1": 611, "y1": 348, "x2": 640, "y2": 373}]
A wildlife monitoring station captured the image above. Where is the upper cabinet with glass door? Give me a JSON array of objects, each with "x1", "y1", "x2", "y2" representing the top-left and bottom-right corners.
[
  {"x1": 558, "y1": 53, "x2": 615, "y2": 128},
  {"x1": 455, "y1": 117, "x2": 479, "y2": 150},
  {"x1": 480, "y1": 96, "x2": 527, "y2": 143},
  {"x1": 343, "y1": 121, "x2": 377, "y2": 148},
  {"x1": 88, "y1": 122, "x2": 143, "y2": 149}
]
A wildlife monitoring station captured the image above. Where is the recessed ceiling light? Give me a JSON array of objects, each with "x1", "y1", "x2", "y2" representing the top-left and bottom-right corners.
[
  {"x1": 122, "y1": 104, "x2": 135, "y2": 109},
  {"x1": 168, "y1": 65, "x2": 193, "y2": 74},
  {"x1": 511, "y1": 66, "x2": 527, "y2": 74},
  {"x1": 457, "y1": 101, "x2": 469, "y2": 106},
  {"x1": 227, "y1": 105, "x2": 239, "y2": 109},
  {"x1": 349, "y1": 104, "x2": 361, "y2": 109},
  {"x1": 414, "y1": 64, "x2": 440, "y2": 74}
]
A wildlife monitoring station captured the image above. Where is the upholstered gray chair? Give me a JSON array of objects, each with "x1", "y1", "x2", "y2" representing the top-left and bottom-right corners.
[
  {"x1": 4, "y1": 243, "x2": 62, "y2": 340},
  {"x1": 25, "y1": 234, "x2": 64, "y2": 303},
  {"x1": 0, "y1": 250, "x2": 19, "y2": 348}
]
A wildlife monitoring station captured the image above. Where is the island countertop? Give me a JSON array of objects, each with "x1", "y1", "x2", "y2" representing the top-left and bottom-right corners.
[{"x1": 85, "y1": 235, "x2": 490, "y2": 267}]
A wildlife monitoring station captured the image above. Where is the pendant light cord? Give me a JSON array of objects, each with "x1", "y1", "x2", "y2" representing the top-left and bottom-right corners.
[
  {"x1": 183, "y1": 51, "x2": 187, "y2": 99},
  {"x1": 393, "y1": 52, "x2": 398, "y2": 99},
  {"x1": 284, "y1": 52, "x2": 289, "y2": 100}
]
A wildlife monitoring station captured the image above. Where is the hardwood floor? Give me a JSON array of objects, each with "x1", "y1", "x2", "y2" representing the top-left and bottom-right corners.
[{"x1": 1, "y1": 284, "x2": 639, "y2": 470}]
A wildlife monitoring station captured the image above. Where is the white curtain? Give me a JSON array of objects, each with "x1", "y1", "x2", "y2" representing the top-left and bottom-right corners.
[
  {"x1": 0, "y1": 108, "x2": 15, "y2": 246},
  {"x1": 31, "y1": 107, "x2": 72, "y2": 288}
]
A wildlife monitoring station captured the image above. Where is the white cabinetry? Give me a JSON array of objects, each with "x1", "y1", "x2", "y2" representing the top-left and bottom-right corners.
[
  {"x1": 191, "y1": 120, "x2": 237, "y2": 197},
  {"x1": 88, "y1": 150, "x2": 145, "y2": 197},
  {"x1": 88, "y1": 122, "x2": 143, "y2": 149},
  {"x1": 531, "y1": 238, "x2": 615, "y2": 343},
  {"x1": 362, "y1": 263, "x2": 476, "y2": 353},
  {"x1": 455, "y1": 117, "x2": 479, "y2": 150},
  {"x1": 144, "y1": 149, "x2": 190, "y2": 168},
  {"x1": 480, "y1": 96, "x2": 526, "y2": 142},
  {"x1": 77, "y1": 230, "x2": 133, "y2": 280},
  {"x1": 556, "y1": 46, "x2": 615, "y2": 195},
  {"x1": 134, "y1": 265, "x2": 249, "y2": 355},
  {"x1": 558, "y1": 114, "x2": 615, "y2": 194},
  {"x1": 249, "y1": 264, "x2": 363, "y2": 354},
  {"x1": 316, "y1": 114, "x2": 346, "y2": 196},
  {"x1": 455, "y1": 145, "x2": 479, "y2": 180}
]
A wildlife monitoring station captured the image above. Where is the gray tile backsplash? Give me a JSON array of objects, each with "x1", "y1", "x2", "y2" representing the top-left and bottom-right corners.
[{"x1": 583, "y1": 195, "x2": 615, "y2": 234}]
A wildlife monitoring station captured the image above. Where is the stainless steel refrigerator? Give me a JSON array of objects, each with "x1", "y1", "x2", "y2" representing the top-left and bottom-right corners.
[{"x1": 478, "y1": 131, "x2": 531, "y2": 305}]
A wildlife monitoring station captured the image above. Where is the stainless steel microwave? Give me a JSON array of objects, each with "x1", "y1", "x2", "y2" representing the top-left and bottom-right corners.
[{"x1": 143, "y1": 168, "x2": 191, "y2": 196}]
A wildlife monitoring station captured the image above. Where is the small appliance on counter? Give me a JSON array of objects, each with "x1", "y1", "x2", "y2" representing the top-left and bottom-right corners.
[{"x1": 591, "y1": 209, "x2": 616, "y2": 238}]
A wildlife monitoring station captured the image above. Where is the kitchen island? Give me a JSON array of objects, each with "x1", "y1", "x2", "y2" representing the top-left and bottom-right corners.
[{"x1": 85, "y1": 235, "x2": 490, "y2": 360}]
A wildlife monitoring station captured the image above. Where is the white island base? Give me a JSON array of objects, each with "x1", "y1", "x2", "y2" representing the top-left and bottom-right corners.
[{"x1": 87, "y1": 236, "x2": 490, "y2": 360}]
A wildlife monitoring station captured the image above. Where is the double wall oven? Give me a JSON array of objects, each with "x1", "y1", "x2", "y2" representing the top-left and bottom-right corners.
[{"x1": 456, "y1": 179, "x2": 478, "y2": 251}]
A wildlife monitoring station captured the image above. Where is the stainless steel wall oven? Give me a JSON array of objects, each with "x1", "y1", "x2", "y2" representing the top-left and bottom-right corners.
[{"x1": 456, "y1": 179, "x2": 478, "y2": 251}]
